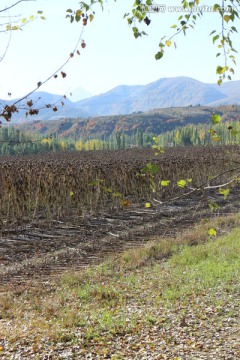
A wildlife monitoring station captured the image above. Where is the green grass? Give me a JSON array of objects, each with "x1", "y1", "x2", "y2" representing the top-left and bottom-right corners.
[{"x1": 0, "y1": 218, "x2": 239, "y2": 357}]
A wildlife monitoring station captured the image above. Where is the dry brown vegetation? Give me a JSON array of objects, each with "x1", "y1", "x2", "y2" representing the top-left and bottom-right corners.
[{"x1": 1, "y1": 146, "x2": 240, "y2": 234}]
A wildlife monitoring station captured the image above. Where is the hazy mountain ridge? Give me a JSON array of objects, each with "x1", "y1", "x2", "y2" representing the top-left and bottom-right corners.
[
  {"x1": 75, "y1": 77, "x2": 230, "y2": 116},
  {"x1": 1, "y1": 76, "x2": 240, "y2": 122}
]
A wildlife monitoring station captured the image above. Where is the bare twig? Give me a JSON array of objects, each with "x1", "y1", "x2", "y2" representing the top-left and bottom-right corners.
[{"x1": 0, "y1": 0, "x2": 35, "y2": 14}]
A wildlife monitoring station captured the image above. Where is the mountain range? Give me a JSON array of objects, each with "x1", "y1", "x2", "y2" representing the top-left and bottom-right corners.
[{"x1": 1, "y1": 76, "x2": 240, "y2": 122}]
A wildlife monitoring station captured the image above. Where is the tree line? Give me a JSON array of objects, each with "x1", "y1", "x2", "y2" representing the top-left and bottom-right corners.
[{"x1": 1, "y1": 122, "x2": 240, "y2": 156}]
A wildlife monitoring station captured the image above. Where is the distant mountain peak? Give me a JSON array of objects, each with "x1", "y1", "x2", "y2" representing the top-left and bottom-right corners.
[{"x1": 70, "y1": 87, "x2": 93, "y2": 102}]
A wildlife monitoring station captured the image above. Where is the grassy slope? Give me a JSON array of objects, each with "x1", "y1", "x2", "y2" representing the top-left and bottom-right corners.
[{"x1": 0, "y1": 216, "x2": 239, "y2": 359}]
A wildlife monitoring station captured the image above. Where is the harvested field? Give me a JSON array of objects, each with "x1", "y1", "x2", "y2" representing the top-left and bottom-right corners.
[{"x1": 1, "y1": 146, "x2": 240, "y2": 287}]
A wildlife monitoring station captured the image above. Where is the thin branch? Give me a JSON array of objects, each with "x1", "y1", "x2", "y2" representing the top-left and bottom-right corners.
[
  {"x1": 221, "y1": 0, "x2": 228, "y2": 75},
  {"x1": 203, "y1": 171, "x2": 240, "y2": 189},
  {"x1": 10, "y1": 28, "x2": 84, "y2": 108},
  {"x1": 168, "y1": 0, "x2": 201, "y2": 42},
  {"x1": 0, "y1": 15, "x2": 12, "y2": 63},
  {"x1": 153, "y1": 164, "x2": 240, "y2": 205},
  {"x1": 0, "y1": 0, "x2": 35, "y2": 14},
  {"x1": 0, "y1": 22, "x2": 85, "y2": 122}
]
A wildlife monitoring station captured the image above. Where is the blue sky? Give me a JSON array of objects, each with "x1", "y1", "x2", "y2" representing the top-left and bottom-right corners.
[{"x1": 0, "y1": 0, "x2": 239, "y2": 100}]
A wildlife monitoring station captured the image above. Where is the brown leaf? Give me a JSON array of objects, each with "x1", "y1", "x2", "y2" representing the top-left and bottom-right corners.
[
  {"x1": 52, "y1": 106, "x2": 58, "y2": 112},
  {"x1": 61, "y1": 71, "x2": 67, "y2": 78},
  {"x1": 180, "y1": 317, "x2": 188, "y2": 327},
  {"x1": 27, "y1": 100, "x2": 33, "y2": 107},
  {"x1": 29, "y1": 109, "x2": 39, "y2": 115}
]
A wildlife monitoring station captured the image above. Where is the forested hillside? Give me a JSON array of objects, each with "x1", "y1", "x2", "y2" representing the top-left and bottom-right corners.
[
  {"x1": 2, "y1": 105, "x2": 240, "y2": 155},
  {"x1": 13, "y1": 105, "x2": 240, "y2": 141}
]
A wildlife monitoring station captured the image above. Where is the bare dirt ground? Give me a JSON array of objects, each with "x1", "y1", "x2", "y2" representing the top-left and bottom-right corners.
[{"x1": 1, "y1": 189, "x2": 240, "y2": 290}]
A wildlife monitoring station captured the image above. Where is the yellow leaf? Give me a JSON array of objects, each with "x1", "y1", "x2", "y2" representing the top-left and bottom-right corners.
[
  {"x1": 212, "y1": 136, "x2": 221, "y2": 142},
  {"x1": 0, "y1": 346, "x2": 4, "y2": 351},
  {"x1": 70, "y1": 191, "x2": 74, "y2": 197},
  {"x1": 145, "y1": 202, "x2": 151, "y2": 208},
  {"x1": 166, "y1": 40, "x2": 172, "y2": 47},
  {"x1": 121, "y1": 199, "x2": 131, "y2": 208},
  {"x1": 29, "y1": 15, "x2": 34, "y2": 21},
  {"x1": 223, "y1": 15, "x2": 230, "y2": 23},
  {"x1": 208, "y1": 228, "x2": 217, "y2": 236}
]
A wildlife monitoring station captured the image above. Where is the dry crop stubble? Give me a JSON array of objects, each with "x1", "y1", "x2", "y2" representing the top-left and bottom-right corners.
[{"x1": 0, "y1": 146, "x2": 239, "y2": 233}]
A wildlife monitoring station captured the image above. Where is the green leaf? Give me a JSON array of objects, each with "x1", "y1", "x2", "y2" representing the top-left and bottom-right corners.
[
  {"x1": 103, "y1": 187, "x2": 113, "y2": 193},
  {"x1": 212, "y1": 136, "x2": 221, "y2": 142},
  {"x1": 161, "y1": 180, "x2": 170, "y2": 186},
  {"x1": 177, "y1": 180, "x2": 187, "y2": 188},
  {"x1": 66, "y1": 9, "x2": 73, "y2": 13},
  {"x1": 146, "y1": 162, "x2": 152, "y2": 170},
  {"x1": 155, "y1": 51, "x2": 163, "y2": 60},
  {"x1": 151, "y1": 164, "x2": 159, "y2": 175},
  {"x1": 212, "y1": 34, "x2": 219, "y2": 44},
  {"x1": 146, "y1": 0, "x2": 152, "y2": 5},
  {"x1": 219, "y1": 188, "x2": 230, "y2": 200},
  {"x1": 211, "y1": 114, "x2": 221, "y2": 124},
  {"x1": 209, "y1": 30, "x2": 216, "y2": 36},
  {"x1": 112, "y1": 192, "x2": 122, "y2": 197},
  {"x1": 231, "y1": 130, "x2": 238, "y2": 136},
  {"x1": 208, "y1": 202, "x2": 219, "y2": 212},
  {"x1": 208, "y1": 228, "x2": 217, "y2": 236}
]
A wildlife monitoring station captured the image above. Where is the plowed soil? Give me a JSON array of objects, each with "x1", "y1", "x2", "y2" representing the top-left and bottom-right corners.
[{"x1": 1, "y1": 188, "x2": 240, "y2": 291}]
